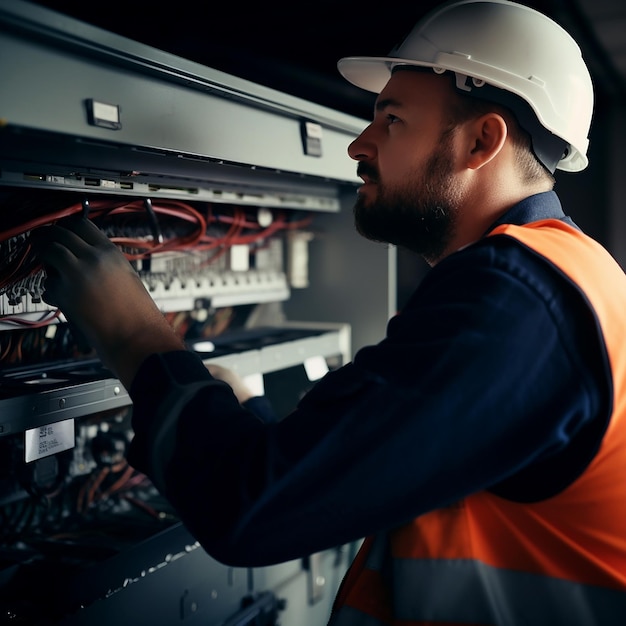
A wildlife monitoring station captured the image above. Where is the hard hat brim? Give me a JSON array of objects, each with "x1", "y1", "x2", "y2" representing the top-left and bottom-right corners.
[{"x1": 338, "y1": 56, "x2": 432, "y2": 94}]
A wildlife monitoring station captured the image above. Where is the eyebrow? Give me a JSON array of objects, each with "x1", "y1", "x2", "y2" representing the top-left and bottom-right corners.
[{"x1": 375, "y1": 97, "x2": 403, "y2": 113}]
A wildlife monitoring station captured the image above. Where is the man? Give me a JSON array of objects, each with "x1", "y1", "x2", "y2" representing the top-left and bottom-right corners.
[{"x1": 33, "y1": 0, "x2": 626, "y2": 623}]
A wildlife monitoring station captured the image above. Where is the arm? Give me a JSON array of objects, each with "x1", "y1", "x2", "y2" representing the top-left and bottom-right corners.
[
  {"x1": 126, "y1": 241, "x2": 609, "y2": 566},
  {"x1": 33, "y1": 220, "x2": 608, "y2": 567}
]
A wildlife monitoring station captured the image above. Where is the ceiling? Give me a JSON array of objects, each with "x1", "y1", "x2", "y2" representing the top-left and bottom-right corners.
[{"x1": 25, "y1": 0, "x2": 626, "y2": 120}]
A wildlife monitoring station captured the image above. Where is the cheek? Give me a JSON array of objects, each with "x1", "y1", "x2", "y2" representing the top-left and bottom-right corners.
[{"x1": 379, "y1": 145, "x2": 430, "y2": 184}]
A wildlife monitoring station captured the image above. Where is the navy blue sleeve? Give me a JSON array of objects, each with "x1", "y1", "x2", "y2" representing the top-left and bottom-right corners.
[
  {"x1": 242, "y1": 396, "x2": 279, "y2": 423},
  {"x1": 127, "y1": 237, "x2": 609, "y2": 567}
]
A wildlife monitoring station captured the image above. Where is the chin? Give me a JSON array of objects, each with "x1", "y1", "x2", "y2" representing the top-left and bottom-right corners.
[
  {"x1": 353, "y1": 193, "x2": 373, "y2": 217},
  {"x1": 353, "y1": 194, "x2": 367, "y2": 210}
]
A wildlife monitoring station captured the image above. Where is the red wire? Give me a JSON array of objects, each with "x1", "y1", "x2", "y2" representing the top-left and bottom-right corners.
[
  {"x1": 1, "y1": 198, "x2": 314, "y2": 298},
  {"x1": 0, "y1": 309, "x2": 61, "y2": 327}
]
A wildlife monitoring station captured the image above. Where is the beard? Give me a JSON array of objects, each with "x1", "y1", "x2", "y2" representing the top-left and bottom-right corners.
[{"x1": 353, "y1": 131, "x2": 462, "y2": 264}]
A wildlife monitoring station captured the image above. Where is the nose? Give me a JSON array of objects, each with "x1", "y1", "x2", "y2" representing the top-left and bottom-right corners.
[{"x1": 348, "y1": 124, "x2": 375, "y2": 162}]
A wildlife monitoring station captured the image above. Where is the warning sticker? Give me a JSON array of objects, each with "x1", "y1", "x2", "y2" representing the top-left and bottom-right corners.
[{"x1": 25, "y1": 419, "x2": 75, "y2": 463}]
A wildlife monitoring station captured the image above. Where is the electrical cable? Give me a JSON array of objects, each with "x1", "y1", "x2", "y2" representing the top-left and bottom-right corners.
[{"x1": 0, "y1": 195, "x2": 315, "y2": 339}]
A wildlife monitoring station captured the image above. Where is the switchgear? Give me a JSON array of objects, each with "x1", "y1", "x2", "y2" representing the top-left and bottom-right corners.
[{"x1": 0, "y1": 1, "x2": 394, "y2": 624}]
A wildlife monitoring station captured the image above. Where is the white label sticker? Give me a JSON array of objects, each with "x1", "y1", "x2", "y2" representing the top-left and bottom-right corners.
[
  {"x1": 304, "y1": 355, "x2": 329, "y2": 381},
  {"x1": 92, "y1": 101, "x2": 120, "y2": 123},
  {"x1": 243, "y1": 372, "x2": 265, "y2": 397},
  {"x1": 230, "y1": 244, "x2": 250, "y2": 271},
  {"x1": 25, "y1": 419, "x2": 75, "y2": 463},
  {"x1": 305, "y1": 121, "x2": 323, "y2": 139}
]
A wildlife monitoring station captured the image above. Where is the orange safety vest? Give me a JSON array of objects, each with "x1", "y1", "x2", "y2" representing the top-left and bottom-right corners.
[{"x1": 329, "y1": 220, "x2": 626, "y2": 626}]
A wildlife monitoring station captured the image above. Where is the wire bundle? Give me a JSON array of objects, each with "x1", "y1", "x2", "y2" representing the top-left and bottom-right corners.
[{"x1": 0, "y1": 192, "x2": 314, "y2": 325}]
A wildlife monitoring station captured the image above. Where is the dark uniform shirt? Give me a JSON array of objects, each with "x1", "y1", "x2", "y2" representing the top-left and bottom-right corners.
[{"x1": 127, "y1": 190, "x2": 608, "y2": 567}]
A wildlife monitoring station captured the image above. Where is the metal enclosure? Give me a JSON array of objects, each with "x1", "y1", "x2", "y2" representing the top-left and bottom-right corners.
[{"x1": 0, "y1": 1, "x2": 394, "y2": 625}]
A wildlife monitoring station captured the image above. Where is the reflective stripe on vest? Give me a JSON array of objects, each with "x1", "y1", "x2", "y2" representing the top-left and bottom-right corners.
[
  {"x1": 331, "y1": 557, "x2": 626, "y2": 625},
  {"x1": 329, "y1": 219, "x2": 626, "y2": 626}
]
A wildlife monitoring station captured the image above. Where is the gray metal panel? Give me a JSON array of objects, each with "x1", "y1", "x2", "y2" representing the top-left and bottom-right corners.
[
  {"x1": 201, "y1": 324, "x2": 350, "y2": 377},
  {"x1": 57, "y1": 522, "x2": 352, "y2": 626},
  {"x1": 0, "y1": 0, "x2": 365, "y2": 186},
  {"x1": 283, "y1": 191, "x2": 396, "y2": 359},
  {"x1": 0, "y1": 325, "x2": 349, "y2": 435},
  {"x1": 0, "y1": 378, "x2": 131, "y2": 437}
]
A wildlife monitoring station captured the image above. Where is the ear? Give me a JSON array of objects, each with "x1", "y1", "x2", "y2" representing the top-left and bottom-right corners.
[{"x1": 464, "y1": 113, "x2": 508, "y2": 170}]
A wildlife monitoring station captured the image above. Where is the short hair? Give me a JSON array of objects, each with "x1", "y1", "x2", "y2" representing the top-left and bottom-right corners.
[{"x1": 446, "y1": 91, "x2": 556, "y2": 187}]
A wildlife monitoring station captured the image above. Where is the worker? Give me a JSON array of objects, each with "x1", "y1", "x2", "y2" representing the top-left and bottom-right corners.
[{"x1": 32, "y1": 0, "x2": 626, "y2": 623}]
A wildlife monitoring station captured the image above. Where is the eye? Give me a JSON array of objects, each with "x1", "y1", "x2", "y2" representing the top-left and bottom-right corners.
[{"x1": 386, "y1": 113, "x2": 400, "y2": 125}]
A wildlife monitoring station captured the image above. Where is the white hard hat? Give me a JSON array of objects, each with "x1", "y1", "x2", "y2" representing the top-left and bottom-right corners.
[{"x1": 337, "y1": 0, "x2": 594, "y2": 173}]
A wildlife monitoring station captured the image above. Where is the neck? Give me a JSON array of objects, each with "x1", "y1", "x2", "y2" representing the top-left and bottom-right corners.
[{"x1": 431, "y1": 176, "x2": 553, "y2": 266}]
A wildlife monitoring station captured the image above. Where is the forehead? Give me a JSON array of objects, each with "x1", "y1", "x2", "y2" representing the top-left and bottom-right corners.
[{"x1": 377, "y1": 69, "x2": 455, "y2": 110}]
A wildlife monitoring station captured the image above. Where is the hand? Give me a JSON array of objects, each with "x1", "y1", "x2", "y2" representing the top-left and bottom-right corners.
[
  {"x1": 206, "y1": 363, "x2": 255, "y2": 404},
  {"x1": 31, "y1": 217, "x2": 184, "y2": 388}
]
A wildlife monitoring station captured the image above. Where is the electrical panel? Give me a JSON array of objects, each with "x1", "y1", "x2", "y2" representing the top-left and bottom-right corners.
[{"x1": 0, "y1": 1, "x2": 393, "y2": 624}]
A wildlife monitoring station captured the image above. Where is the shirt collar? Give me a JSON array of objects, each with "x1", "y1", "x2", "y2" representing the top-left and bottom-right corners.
[{"x1": 486, "y1": 190, "x2": 578, "y2": 235}]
